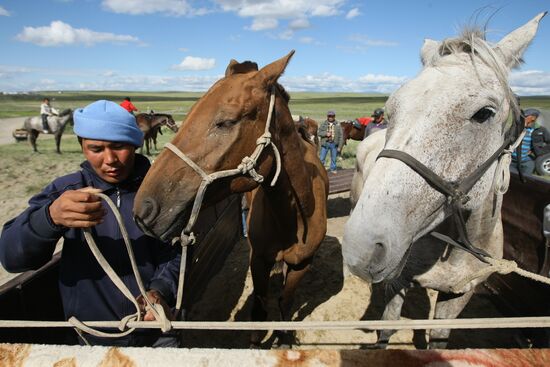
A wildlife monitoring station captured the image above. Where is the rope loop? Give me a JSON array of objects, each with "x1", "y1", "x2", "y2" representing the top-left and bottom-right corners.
[
  {"x1": 256, "y1": 132, "x2": 272, "y2": 146},
  {"x1": 238, "y1": 156, "x2": 265, "y2": 183}
]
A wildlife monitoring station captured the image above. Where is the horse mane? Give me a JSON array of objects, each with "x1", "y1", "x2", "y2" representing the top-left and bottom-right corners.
[
  {"x1": 429, "y1": 27, "x2": 520, "y2": 121},
  {"x1": 296, "y1": 124, "x2": 314, "y2": 146},
  {"x1": 58, "y1": 108, "x2": 72, "y2": 116}
]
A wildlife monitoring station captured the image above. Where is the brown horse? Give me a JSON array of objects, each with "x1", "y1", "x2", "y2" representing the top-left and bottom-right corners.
[
  {"x1": 340, "y1": 118, "x2": 370, "y2": 146},
  {"x1": 133, "y1": 51, "x2": 328, "y2": 346},
  {"x1": 292, "y1": 115, "x2": 319, "y2": 147},
  {"x1": 135, "y1": 112, "x2": 178, "y2": 155}
]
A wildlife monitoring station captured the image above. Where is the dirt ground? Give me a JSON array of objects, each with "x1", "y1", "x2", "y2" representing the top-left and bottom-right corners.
[
  {"x1": 0, "y1": 117, "x2": 523, "y2": 350},
  {"x1": 181, "y1": 193, "x2": 523, "y2": 350}
]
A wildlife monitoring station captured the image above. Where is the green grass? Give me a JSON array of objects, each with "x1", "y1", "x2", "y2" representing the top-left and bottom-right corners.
[{"x1": 2, "y1": 91, "x2": 550, "y2": 173}]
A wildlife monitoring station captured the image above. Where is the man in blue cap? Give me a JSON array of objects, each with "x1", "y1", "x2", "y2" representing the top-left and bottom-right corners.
[
  {"x1": 511, "y1": 108, "x2": 549, "y2": 175},
  {"x1": 0, "y1": 100, "x2": 180, "y2": 347}
]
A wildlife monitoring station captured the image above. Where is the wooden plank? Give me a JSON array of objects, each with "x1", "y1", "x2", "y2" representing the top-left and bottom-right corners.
[{"x1": 328, "y1": 169, "x2": 354, "y2": 194}]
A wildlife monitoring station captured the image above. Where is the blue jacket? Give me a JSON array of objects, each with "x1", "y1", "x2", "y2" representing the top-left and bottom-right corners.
[{"x1": 0, "y1": 154, "x2": 180, "y2": 346}]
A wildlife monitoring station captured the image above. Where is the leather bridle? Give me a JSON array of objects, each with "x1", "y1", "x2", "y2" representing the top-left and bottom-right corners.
[{"x1": 377, "y1": 107, "x2": 525, "y2": 263}]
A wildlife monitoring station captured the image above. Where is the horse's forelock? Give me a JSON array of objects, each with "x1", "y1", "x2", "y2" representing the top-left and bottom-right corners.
[{"x1": 431, "y1": 27, "x2": 520, "y2": 125}]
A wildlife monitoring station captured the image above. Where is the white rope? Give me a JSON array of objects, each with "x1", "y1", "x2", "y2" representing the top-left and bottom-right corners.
[
  {"x1": 1, "y1": 316, "x2": 550, "y2": 331},
  {"x1": 71, "y1": 191, "x2": 171, "y2": 338},
  {"x1": 450, "y1": 255, "x2": 550, "y2": 294}
]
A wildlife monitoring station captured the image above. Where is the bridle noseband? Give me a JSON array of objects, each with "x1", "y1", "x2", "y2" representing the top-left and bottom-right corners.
[{"x1": 377, "y1": 109, "x2": 525, "y2": 263}]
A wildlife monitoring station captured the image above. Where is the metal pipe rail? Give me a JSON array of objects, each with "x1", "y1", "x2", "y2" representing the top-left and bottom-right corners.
[{"x1": 1, "y1": 316, "x2": 550, "y2": 331}]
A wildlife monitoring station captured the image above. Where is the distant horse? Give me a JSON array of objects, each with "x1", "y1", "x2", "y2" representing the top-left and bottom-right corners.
[
  {"x1": 23, "y1": 109, "x2": 73, "y2": 153},
  {"x1": 292, "y1": 115, "x2": 319, "y2": 147},
  {"x1": 343, "y1": 13, "x2": 546, "y2": 348},
  {"x1": 134, "y1": 51, "x2": 328, "y2": 347},
  {"x1": 340, "y1": 117, "x2": 372, "y2": 146},
  {"x1": 135, "y1": 113, "x2": 178, "y2": 155}
]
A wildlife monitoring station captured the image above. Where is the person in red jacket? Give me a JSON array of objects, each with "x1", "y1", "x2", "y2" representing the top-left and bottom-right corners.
[{"x1": 120, "y1": 97, "x2": 138, "y2": 114}]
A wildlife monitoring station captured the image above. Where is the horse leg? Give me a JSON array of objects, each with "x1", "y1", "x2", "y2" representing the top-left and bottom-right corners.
[
  {"x1": 249, "y1": 252, "x2": 275, "y2": 348},
  {"x1": 428, "y1": 290, "x2": 474, "y2": 349},
  {"x1": 28, "y1": 130, "x2": 39, "y2": 153},
  {"x1": 275, "y1": 258, "x2": 312, "y2": 347},
  {"x1": 377, "y1": 287, "x2": 408, "y2": 348},
  {"x1": 55, "y1": 133, "x2": 62, "y2": 154}
]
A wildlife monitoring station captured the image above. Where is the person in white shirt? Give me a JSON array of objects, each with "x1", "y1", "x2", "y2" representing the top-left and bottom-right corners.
[{"x1": 40, "y1": 97, "x2": 59, "y2": 133}]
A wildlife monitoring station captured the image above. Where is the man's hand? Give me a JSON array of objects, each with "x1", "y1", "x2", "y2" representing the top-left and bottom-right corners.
[
  {"x1": 48, "y1": 187, "x2": 105, "y2": 228},
  {"x1": 137, "y1": 290, "x2": 175, "y2": 321}
]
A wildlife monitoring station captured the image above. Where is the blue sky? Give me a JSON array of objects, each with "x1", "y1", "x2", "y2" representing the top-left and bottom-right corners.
[{"x1": 0, "y1": 0, "x2": 548, "y2": 94}]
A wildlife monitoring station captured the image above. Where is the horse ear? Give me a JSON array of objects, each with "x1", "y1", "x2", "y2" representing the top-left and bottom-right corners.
[
  {"x1": 420, "y1": 38, "x2": 440, "y2": 66},
  {"x1": 225, "y1": 59, "x2": 259, "y2": 77},
  {"x1": 256, "y1": 50, "x2": 295, "y2": 87},
  {"x1": 494, "y1": 12, "x2": 546, "y2": 69}
]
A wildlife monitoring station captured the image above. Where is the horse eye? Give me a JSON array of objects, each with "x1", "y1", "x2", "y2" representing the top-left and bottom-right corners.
[
  {"x1": 215, "y1": 120, "x2": 237, "y2": 128},
  {"x1": 471, "y1": 107, "x2": 495, "y2": 124}
]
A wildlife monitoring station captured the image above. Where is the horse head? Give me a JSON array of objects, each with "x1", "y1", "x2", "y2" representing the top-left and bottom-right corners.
[
  {"x1": 134, "y1": 51, "x2": 297, "y2": 240},
  {"x1": 162, "y1": 114, "x2": 178, "y2": 133},
  {"x1": 342, "y1": 13, "x2": 546, "y2": 283}
]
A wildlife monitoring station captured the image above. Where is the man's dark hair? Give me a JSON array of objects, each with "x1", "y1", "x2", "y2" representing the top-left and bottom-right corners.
[{"x1": 124, "y1": 97, "x2": 131, "y2": 101}]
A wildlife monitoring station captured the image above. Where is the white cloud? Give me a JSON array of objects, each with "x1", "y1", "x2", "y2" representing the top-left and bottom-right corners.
[
  {"x1": 510, "y1": 70, "x2": 550, "y2": 95},
  {"x1": 16, "y1": 21, "x2": 140, "y2": 47},
  {"x1": 102, "y1": 0, "x2": 193, "y2": 16},
  {"x1": 0, "y1": 5, "x2": 10, "y2": 16},
  {"x1": 277, "y1": 29, "x2": 294, "y2": 40},
  {"x1": 215, "y1": 0, "x2": 345, "y2": 31},
  {"x1": 172, "y1": 56, "x2": 216, "y2": 71},
  {"x1": 289, "y1": 18, "x2": 310, "y2": 30},
  {"x1": 349, "y1": 34, "x2": 399, "y2": 47},
  {"x1": 299, "y1": 36, "x2": 314, "y2": 44},
  {"x1": 346, "y1": 7, "x2": 360, "y2": 19},
  {"x1": 248, "y1": 18, "x2": 278, "y2": 31}
]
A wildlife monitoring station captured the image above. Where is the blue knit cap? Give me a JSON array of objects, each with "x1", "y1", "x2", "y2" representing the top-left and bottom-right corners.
[{"x1": 74, "y1": 100, "x2": 143, "y2": 147}]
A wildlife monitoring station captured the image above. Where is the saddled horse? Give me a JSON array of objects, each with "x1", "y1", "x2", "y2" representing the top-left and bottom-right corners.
[
  {"x1": 340, "y1": 118, "x2": 370, "y2": 146},
  {"x1": 343, "y1": 13, "x2": 546, "y2": 348},
  {"x1": 292, "y1": 115, "x2": 319, "y2": 147},
  {"x1": 133, "y1": 51, "x2": 328, "y2": 346},
  {"x1": 23, "y1": 109, "x2": 73, "y2": 153},
  {"x1": 135, "y1": 112, "x2": 178, "y2": 155}
]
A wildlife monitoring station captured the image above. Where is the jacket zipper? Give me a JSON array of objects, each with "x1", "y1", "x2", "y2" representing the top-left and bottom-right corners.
[{"x1": 116, "y1": 187, "x2": 121, "y2": 208}]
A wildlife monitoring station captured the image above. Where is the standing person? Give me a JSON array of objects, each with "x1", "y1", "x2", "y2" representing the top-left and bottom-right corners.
[
  {"x1": 120, "y1": 97, "x2": 139, "y2": 114},
  {"x1": 512, "y1": 108, "x2": 547, "y2": 175},
  {"x1": 318, "y1": 110, "x2": 344, "y2": 174},
  {"x1": 40, "y1": 97, "x2": 59, "y2": 134},
  {"x1": 364, "y1": 108, "x2": 388, "y2": 138},
  {"x1": 0, "y1": 100, "x2": 180, "y2": 347}
]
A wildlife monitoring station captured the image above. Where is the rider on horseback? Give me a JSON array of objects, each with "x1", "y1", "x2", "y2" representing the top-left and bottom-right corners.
[{"x1": 40, "y1": 97, "x2": 59, "y2": 134}]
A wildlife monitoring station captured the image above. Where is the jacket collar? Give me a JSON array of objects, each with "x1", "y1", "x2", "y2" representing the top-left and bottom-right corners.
[{"x1": 80, "y1": 153, "x2": 150, "y2": 193}]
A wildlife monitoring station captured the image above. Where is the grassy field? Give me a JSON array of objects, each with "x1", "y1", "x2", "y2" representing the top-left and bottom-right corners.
[{"x1": 1, "y1": 91, "x2": 549, "y2": 178}]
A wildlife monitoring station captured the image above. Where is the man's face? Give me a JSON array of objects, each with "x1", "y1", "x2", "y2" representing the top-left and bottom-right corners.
[
  {"x1": 81, "y1": 139, "x2": 136, "y2": 184},
  {"x1": 327, "y1": 114, "x2": 335, "y2": 122},
  {"x1": 375, "y1": 114, "x2": 384, "y2": 123},
  {"x1": 525, "y1": 114, "x2": 537, "y2": 127}
]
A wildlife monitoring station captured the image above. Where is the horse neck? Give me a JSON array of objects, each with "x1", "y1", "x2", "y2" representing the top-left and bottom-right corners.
[{"x1": 261, "y1": 97, "x2": 315, "y2": 218}]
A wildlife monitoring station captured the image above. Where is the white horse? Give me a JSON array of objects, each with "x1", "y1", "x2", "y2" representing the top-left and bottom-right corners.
[
  {"x1": 343, "y1": 12, "x2": 546, "y2": 348},
  {"x1": 23, "y1": 109, "x2": 74, "y2": 153}
]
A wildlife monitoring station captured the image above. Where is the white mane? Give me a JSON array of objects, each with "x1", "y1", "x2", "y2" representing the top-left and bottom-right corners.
[{"x1": 427, "y1": 27, "x2": 520, "y2": 120}]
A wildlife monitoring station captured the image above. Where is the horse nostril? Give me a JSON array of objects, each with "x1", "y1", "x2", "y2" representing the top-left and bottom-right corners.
[{"x1": 137, "y1": 197, "x2": 160, "y2": 225}]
